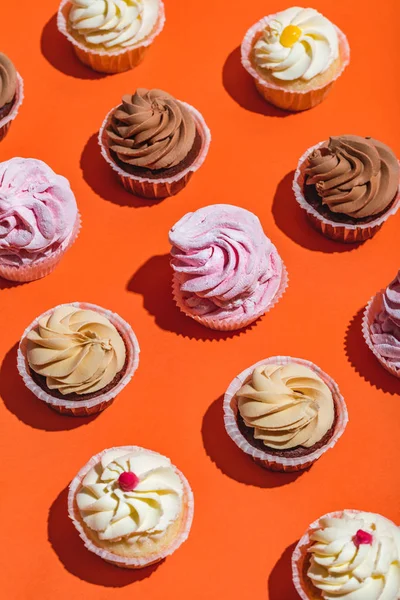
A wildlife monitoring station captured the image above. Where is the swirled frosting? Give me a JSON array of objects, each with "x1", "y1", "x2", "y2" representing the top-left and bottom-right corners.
[
  {"x1": 27, "y1": 305, "x2": 126, "y2": 396},
  {"x1": 0, "y1": 158, "x2": 78, "y2": 266},
  {"x1": 0, "y1": 53, "x2": 17, "y2": 109},
  {"x1": 254, "y1": 7, "x2": 339, "y2": 82},
  {"x1": 371, "y1": 272, "x2": 400, "y2": 368},
  {"x1": 307, "y1": 511, "x2": 400, "y2": 599},
  {"x1": 237, "y1": 363, "x2": 334, "y2": 449},
  {"x1": 169, "y1": 204, "x2": 282, "y2": 320},
  {"x1": 69, "y1": 0, "x2": 160, "y2": 49},
  {"x1": 76, "y1": 449, "x2": 183, "y2": 544},
  {"x1": 107, "y1": 89, "x2": 196, "y2": 170},
  {"x1": 305, "y1": 136, "x2": 399, "y2": 219}
]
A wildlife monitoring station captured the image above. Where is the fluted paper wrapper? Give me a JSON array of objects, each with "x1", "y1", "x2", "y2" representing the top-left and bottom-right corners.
[
  {"x1": 68, "y1": 446, "x2": 194, "y2": 568},
  {"x1": 241, "y1": 18, "x2": 350, "y2": 112},
  {"x1": 224, "y1": 356, "x2": 348, "y2": 472},
  {"x1": 0, "y1": 212, "x2": 81, "y2": 282},
  {"x1": 362, "y1": 291, "x2": 400, "y2": 378},
  {"x1": 99, "y1": 102, "x2": 211, "y2": 199},
  {"x1": 0, "y1": 73, "x2": 24, "y2": 141},
  {"x1": 293, "y1": 143, "x2": 400, "y2": 242},
  {"x1": 17, "y1": 302, "x2": 140, "y2": 416}
]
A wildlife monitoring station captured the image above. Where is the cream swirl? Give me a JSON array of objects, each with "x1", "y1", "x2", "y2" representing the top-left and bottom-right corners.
[
  {"x1": 0, "y1": 53, "x2": 17, "y2": 109},
  {"x1": 0, "y1": 158, "x2": 78, "y2": 266},
  {"x1": 27, "y1": 305, "x2": 126, "y2": 396},
  {"x1": 254, "y1": 7, "x2": 339, "y2": 82},
  {"x1": 169, "y1": 205, "x2": 282, "y2": 320},
  {"x1": 308, "y1": 511, "x2": 400, "y2": 599},
  {"x1": 237, "y1": 364, "x2": 334, "y2": 449},
  {"x1": 76, "y1": 449, "x2": 183, "y2": 543},
  {"x1": 371, "y1": 272, "x2": 400, "y2": 368},
  {"x1": 69, "y1": 0, "x2": 160, "y2": 49}
]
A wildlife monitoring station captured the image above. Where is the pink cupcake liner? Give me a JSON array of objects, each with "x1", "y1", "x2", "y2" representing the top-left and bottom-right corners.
[
  {"x1": 17, "y1": 302, "x2": 140, "y2": 416},
  {"x1": 57, "y1": 0, "x2": 166, "y2": 74},
  {"x1": 68, "y1": 446, "x2": 194, "y2": 568},
  {"x1": 224, "y1": 356, "x2": 348, "y2": 472},
  {"x1": 293, "y1": 144, "x2": 400, "y2": 243},
  {"x1": 0, "y1": 73, "x2": 24, "y2": 141},
  {"x1": 362, "y1": 291, "x2": 400, "y2": 378},
  {"x1": 172, "y1": 251, "x2": 288, "y2": 331},
  {"x1": 241, "y1": 17, "x2": 350, "y2": 112},
  {"x1": 99, "y1": 101, "x2": 211, "y2": 200},
  {"x1": 0, "y1": 212, "x2": 81, "y2": 282}
]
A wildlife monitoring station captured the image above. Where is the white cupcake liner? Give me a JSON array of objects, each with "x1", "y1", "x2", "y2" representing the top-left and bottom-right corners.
[
  {"x1": 99, "y1": 101, "x2": 211, "y2": 199},
  {"x1": 293, "y1": 143, "x2": 400, "y2": 243},
  {"x1": 17, "y1": 302, "x2": 140, "y2": 416},
  {"x1": 0, "y1": 212, "x2": 81, "y2": 282},
  {"x1": 362, "y1": 291, "x2": 400, "y2": 378},
  {"x1": 224, "y1": 356, "x2": 348, "y2": 472},
  {"x1": 172, "y1": 254, "x2": 288, "y2": 331},
  {"x1": 0, "y1": 73, "x2": 24, "y2": 141},
  {"x1": 68, "y1": 446, "x2": 194, "y2": 568},
  {"x1": 57, "y1": 0, "x2": 166, "y2": 73}
]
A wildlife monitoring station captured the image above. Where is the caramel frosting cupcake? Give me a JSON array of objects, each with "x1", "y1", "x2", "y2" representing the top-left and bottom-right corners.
[{"x1": 0, "y1": 53, "x2": 17, "y2": 120}]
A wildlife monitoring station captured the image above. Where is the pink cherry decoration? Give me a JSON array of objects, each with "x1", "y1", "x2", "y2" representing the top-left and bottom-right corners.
[
  {"x1": 354, "y1": 529, "x2": 373, "y2": 547},
  {"x1": 118, "y1": 471, "x2": 139, "y2": 492}
]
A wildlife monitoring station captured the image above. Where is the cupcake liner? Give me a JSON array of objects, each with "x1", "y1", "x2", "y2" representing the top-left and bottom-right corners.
[
  {"x1": 17, "y1": 302, "x2": 140, "y2": 416},
  {"x1": 68, "y1": 446, "x2": 194, "y2": 568},
  {"x1": 362, "y1": 291, "x2": 400, "y2": 378},
  {"x1": 0, "y1": 212, "x2": 81, "y2": 282},
  {"x1": 172, "y1": 250, "x2": 288, "y2": 331},
  {"x1": 224, "y1": 356, "x2": 348, "y2": 472},
  {"x1": 0, "y1": 73, "x2": 24, "y2": 141},
  {"x1": 99, "y1": 102, "x2": 211, "y2": 199},
  {"x1": 293, "y1": 143, "x2": 400, "y2": 243},
  {"x1": 241, "y1": 17, "x2": 350, "y2": 112},
  {"x1": 57, "y1": 0, "x2": 166, "y2": 74}
]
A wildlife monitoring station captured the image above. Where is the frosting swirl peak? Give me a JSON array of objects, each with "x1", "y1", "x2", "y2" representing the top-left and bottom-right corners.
[{"x1": 0, "y1": 53, "x2": 17, "y2": 109}]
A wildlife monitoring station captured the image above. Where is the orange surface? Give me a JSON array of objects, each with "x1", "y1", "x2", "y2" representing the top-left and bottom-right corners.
[{"x1": 1, "y1": 1, "x2": 400, "y2": 598}]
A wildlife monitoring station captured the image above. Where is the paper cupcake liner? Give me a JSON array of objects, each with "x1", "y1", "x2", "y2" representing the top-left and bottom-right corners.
[
  {"x1": 99, "y1": 102, "x2": 211, "y2": 199},
  {"x1": 293, "y1": 143, "x2": 400, "y2": 242},
  {"x1": 224, "y1": 356, "x2": 348, "y2": 472},
  {"x1": 68, "y1": 446, "x2": 194, "y2": 568},
  {"x1": 17, "y1": 302, "x2": 140, "y2": 416},
  {"x1": 0, "y1": 73, "x2": 24, "y2": 141},
  {"x1": 362, "y1": 291, "x2": 400, "y2": 378},
  {"x1": 241, "y1": 17, "x2": 350, "y2": 112},
  {"x1": 0, "y1": 212, "x2": 81, "y2": 282},
  {"x1": 57, "y1": 0, "x2": 166, "y2": 73}
]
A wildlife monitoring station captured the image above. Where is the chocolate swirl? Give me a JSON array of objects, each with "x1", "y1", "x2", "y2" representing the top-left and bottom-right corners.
[
  {"x1": 305, "y1": 136, "x2": 399, "y2": 219},
  {"x1": 107, "y1": 89, "x2": 196, "y2": 170},
  {"x1": 0, "y1": 53, "x2": 17, "y2": 109}
]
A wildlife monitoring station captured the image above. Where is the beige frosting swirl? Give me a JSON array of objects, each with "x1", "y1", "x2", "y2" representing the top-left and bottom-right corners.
[
  {"x1": 27, "y1": 305, "x2": 126, "y2": 395},
  {"x1": 0, "y1": 53, "x2": 17, "y2": 108},
  {"x1": 237, "y1": 363, "x2": 334, "y2": 449}
]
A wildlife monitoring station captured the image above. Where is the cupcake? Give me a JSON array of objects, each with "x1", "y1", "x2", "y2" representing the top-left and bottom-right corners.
[
  {"x1": 363, "y1": 271, "x2": 400, "y2": 378},
  {"x1": 17, "y1": 303, "x2": 140, "y2": 416},
  {"x1": 99, "y1": 88, "x2": 211, "y2": 199},
  {"x1": 169, "y1": 204, "x2": 287, "y2": 331},
  {"x1": 68, "y1": 446, "x2": 194, "y2": 568},
  {"x1": 241, "y1": 7, "x2": 350, "y2": 111},
  {"x1": 0, "y1": 158, "x2": 80, "y2": 282},
  {"x1": 224, "y1": 357, "x2": 348, "y2": 471},
  {"x1": 292, "y1": 510, "x2": 400, "y2": 599},
  {"x1": 0, "y1": 53, "x2": 24, "y2": 141},
  {"x1": 57, "y1": 0, "x2": 165, "y2": 73},
  {"x1": 293, "y1": 136, "x2": 400, "y2": 243}
]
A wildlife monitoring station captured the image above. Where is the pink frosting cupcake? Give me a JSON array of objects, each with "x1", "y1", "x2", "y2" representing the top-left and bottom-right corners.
[
  {"x1": 169, "y1": 204, "x2": 287, "y2": 331},
  {"x1": 0, "y1": 158, "x2": 80, "y2": 282}
]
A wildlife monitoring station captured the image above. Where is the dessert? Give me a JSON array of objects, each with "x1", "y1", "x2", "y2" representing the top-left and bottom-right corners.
[
  {"x1": 292, "y1": 510, "x2": 400, "y2": 599},
  {"x1": 0, "y1": 158, "x2": 80, "y2": 282},
  {"x1": 293, "y1": 136, "x2": 400, "y2": 242},
  {"x1": 99, "y1": 88, "x2": 211, "y2": 199},
  {"x1": 0, "y1": 52, "x2": 24, "y2": 141},
  {"x1": 68, "y1": 446, "x2": 194, "y2": 568},
  {"x1": 241, "y1": 7, "x2": 350, "y2": 111},
  {"x1": 57, "y1": 0, "x2": 165, "y2": 73},
  {"x1": 17, "y1": 303, "x2": 140, "y2": 416},
  {"x1": 224, "y1": 356, "x2": 348, "y2": 471}
]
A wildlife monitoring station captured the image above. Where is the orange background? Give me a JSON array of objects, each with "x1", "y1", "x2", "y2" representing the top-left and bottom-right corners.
[{"x1": 1, "y1": 0, "x2": 400, "y2": 598}]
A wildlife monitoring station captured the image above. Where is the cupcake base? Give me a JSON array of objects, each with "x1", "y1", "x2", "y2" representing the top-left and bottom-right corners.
[{"x1": 0, "y1": 73, "x2": 24, "y2": 141}]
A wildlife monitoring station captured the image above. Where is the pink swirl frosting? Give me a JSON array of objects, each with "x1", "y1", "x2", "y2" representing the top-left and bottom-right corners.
[
  {"x1": 0, "y1": 158, "x2": 78, "y2": 266},
  {"x1": 169, "y1": 204, "x2": 282, "y2": 319},
  {"x1": 371, "y1": 271, "x2": 400, "y2": 367}
]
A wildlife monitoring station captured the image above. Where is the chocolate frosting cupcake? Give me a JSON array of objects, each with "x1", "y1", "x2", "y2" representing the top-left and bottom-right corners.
[{"x1": 0, "y1": 53, "x2": 17, "y2": 120}]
